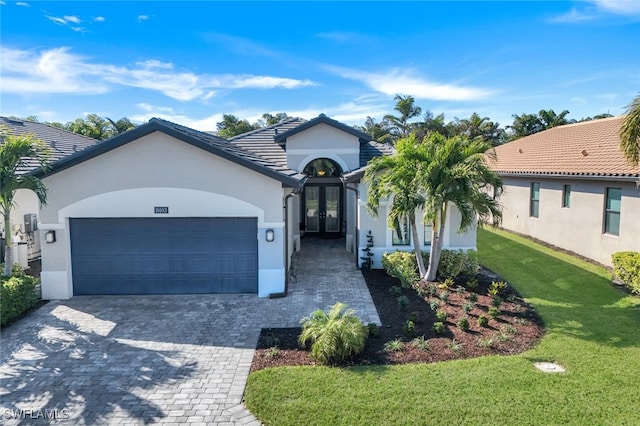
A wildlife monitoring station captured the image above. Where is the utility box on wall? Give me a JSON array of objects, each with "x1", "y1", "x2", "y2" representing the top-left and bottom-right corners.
[{"x1": 24, "y1": 214, "x2": 38, "y2": 233}]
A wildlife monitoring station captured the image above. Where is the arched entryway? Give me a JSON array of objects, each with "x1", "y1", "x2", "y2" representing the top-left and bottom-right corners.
[{"x1": 301, "y1": 158, "x2": 344, "y2": 237}]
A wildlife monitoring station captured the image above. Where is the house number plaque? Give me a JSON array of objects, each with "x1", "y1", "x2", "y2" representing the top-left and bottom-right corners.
[{"x1": 154, "y1": 207, "x2": 169, "y2": 214}]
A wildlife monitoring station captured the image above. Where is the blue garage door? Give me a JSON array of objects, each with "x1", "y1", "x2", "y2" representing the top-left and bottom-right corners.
[{"x1": 70, "y1": 217, "x2": 258, "y2": 295}]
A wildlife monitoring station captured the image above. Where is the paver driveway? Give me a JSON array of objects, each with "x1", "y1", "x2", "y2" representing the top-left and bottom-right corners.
[{"x1": 0, "y1": 238, "x2": 380, "y2": 425}]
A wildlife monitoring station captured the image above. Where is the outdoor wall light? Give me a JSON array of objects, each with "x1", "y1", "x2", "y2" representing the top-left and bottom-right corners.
[
  {"x1": 45, "y1": 230, "x2": 56, "y2": 244},
  {"x1": 266, "y1": 229, "x2": 275, "y2": 242}
]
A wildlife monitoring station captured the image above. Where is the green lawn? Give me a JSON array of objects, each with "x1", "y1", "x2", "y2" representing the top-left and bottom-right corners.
[{"x1": 245, "y1": 228, "x2": 640, "y2": 425}]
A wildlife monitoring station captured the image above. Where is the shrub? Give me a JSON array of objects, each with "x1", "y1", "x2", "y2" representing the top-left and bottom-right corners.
[
  {"x1": 429, "y1": 300, "x2": 440, "y2": 312},
  {"x1": 465, "y1": 277, "x2": 479, "y2": 291},
  {"x1": 265, "y1": 347, "x2": 281, "y2": 359},
  {"x1": 411, "y1": 336, "x2": 430, "y2": 351},
  {"x1": 491, "y1": 295, "x2": 503, "y2": 308},
  {"x1": 462, "y1": 302, "x2": 475, "y2": 314},
  {"x1": 477, "y1": 316, "x2": 489, "y2": 327},
  {"x1": 1, "y1": 274, "x2": 40, "y2": 326},
  {"x1": 488, "y1": 307, "x2": 501, "y2": 319},
  {"x1": 384, "y1": 339, "x2": 405, "y2": 352},
  {"x1": 457, "y1": 317, "x2": 470, "y2": 332},
  {"x1": 407, "y1": 311, "x2": 420, "y2": 323},
  {"x1": 403, "y1": 320, "x2": 416, "y2": 337},
  {"x1": 489, "y1": 280, "x2": 508, "y2": 296},
  {"x1": 468, "y1": 292, "x2": 478, "y2": 303},
  {"x1": 382, "y1": 251, "x2": 419, "y2": 288},
  {"x1": 438, "y1": 290, "x2": 450, "y2": 303},
  {"x1": 455, "y1": 285, "x2": 465, "y2": 295},
  {"x1": 441, "y1": 278, "x2": 455, "y2": 289},
  {"x1": 367, "y1": 323, "x2": 380, "y2": 338},
  {"x1": 397, "y1": 295, "x2": 410, "y2": 310},
  {"x1": 435, "y1": 310, "x2": 447, "y2": 322},
  {"x1": 389, "y1": 285, "x2": 402, "y2": 297},
  {"x1": 427, "y1": 283, "x2": 438, "y2": 296},
  {"x1": 432, "y1": 322, "x2": 446, "y2": 334},
  {"x1": 448, "y1": 338, "x2": 462, "y2": 352},
  {"x1": 263, "y1": 331, "x2": 281, "y2": 347},
  {"x1": 298, "y1": 302, "x2": 368, "y2": 365},
  {"x1": 612, "y1": 251, "x2": 640, "y2": 295},
  {"x1": 437, "y1": 249, "x2": 479, "y2": 280}
]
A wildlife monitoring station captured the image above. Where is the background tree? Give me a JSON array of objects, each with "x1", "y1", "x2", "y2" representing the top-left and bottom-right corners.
[
  {"x1": 620, "y1": 94, "x2": 640, "y2": 166},
  {"x1": 385, "y1": 94, "x2": 422, "y2": 141},
  {"x1": 508, "y1": 109, "x2": 573, "y2": 140},
  {"x1": 0, "y1": 127, "x2": 50, "y2": 276},
  {"x1": 106, "y1": 117, "x2": 136, "y2": 135},
  {"x1": 65, "y1": 114, "x2": 113, "y2": 140},
  {"x1": 259, "y1": 112, "x2": 289, "y2": 127},
  {"x1": 538, "y1": 109, "x2": 571, "y2": 129},
  {"x1": 453, "y1": 113, "x2": 506, "y2": 146},
  {"x1": 216, "y1": 114, "x2": 260, "y2": 138},
  {"x1": 356, "y1": 116, "x2": 394, "y2": 144},
  {"x1": 415, "y1": 111, "x2": 452, "y2": 140}
]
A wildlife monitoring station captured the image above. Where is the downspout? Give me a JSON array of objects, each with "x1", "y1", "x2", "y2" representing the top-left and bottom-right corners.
[
  {"x1": 344, "y1": 182, "x2": 360, "y2": 268},
  {"x1": 269, "y1": 188, "x2": 301, "y2": 298}
]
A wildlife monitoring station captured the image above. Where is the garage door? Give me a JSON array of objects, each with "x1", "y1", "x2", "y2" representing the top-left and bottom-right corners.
[{"x1": 70, "y1": 217, "x2": 258, "y2": 295}]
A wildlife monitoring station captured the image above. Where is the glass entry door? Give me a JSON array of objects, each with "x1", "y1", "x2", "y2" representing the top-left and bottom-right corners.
[{"x1": 304, "y1": 184, "x2": 342, "y2": 235}]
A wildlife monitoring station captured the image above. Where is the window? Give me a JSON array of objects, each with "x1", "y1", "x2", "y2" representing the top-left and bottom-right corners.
[
  {"x1": 562, "y1": 184, "x2": 571, "y2": 208},
  {"x1": 424, "y1": 224, "x2": 433, "y2": 246},
  {"x1": 392, "y1": 216, "x2": 410, "y2": 246},
  {"x1": 604, "y1": 188, "x2": 622, "y2": 236},
  {"x1": 530, "y1": 182, "x2": 540, "y2": 217}
]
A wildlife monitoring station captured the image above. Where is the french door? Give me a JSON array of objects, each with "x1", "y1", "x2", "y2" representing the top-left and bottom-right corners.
[{"x1": 304, "y1": 184, "x2": 342, "y2": 235}]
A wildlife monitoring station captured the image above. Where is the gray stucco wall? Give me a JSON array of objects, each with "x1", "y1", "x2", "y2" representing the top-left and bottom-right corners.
[{"x1": 498, "y1": 176, "x2": 640, "y2": 266}]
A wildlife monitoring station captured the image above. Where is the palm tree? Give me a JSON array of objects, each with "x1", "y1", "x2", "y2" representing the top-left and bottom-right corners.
[
  {"x1": 0, "y1": 127, "x2": 50, "y2": 276},
  {"x1": 365, "y1": 133, "x2": 503, "y2": 282},
  {"x1": 620, "y1": 94, "x2": 640, "y2": 166},
  {"x1": 385, "y1": 94, "x2": 422, "y2": 140},
  {"x1": 364, "y1": 135, "x2": 429, "y2": 277},
  {"x1": 418, "y1": 133, "x2": 503, "y2": 281}
]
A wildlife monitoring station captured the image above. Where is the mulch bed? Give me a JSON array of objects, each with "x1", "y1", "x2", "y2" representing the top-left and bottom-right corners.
[{"x1": 251, "y1": 269, "x2": 544, "y2": 372}]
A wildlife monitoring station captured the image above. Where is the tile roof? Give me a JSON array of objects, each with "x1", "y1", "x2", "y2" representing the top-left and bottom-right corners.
[
  {"x1": 231, "y1": 116, "x2": 391, "y2": 172},
  {"x1": 273, "y1": 114, "x2": 372, "y2": 144},
  {"x1": 487, "y1": 116, "x2": 640, "y2": 179},
  {"x1": 1, "y1": 116, "x2": 100, "y2": 173}
]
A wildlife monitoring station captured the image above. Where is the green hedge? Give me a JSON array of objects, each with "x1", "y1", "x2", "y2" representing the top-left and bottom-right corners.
[
  {"x1": 1, "y1": 272, "x2": 40, "y2": 326},
  {"x1": 612, "y1": 251, "x2": 640, "y2": 295},
  {"x1": 381, "y1": 249, "x2": 479, "y2": 285}
]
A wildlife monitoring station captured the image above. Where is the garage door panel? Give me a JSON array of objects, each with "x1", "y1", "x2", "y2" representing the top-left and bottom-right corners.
[{"x1": 70, "y1": 217, "x2": 258, "y2": 295}]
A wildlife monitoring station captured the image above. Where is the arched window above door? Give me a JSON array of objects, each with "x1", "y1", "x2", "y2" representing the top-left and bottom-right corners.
[{"x1": 302, "y1": 158, "x2": 343, "y2": 177}]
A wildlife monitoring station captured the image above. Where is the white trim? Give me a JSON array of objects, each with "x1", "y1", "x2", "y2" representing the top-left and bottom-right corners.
[
  {"x1": 288, "y1": 148, "x2": 359, "y2": 155},
  {"x1": 38, "y1": 223, "x2": 66, "y2": 230},
  {"x1": 297, "y1": 154, "x2": 350, "y2": 174},
  {"x1": 259, "y1": 222, "x2": 285, "y2": 228}
]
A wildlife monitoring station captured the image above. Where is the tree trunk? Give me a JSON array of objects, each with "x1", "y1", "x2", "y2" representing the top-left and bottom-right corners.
[
  {"x1": 3, "y1": 213, "x2": 13, "y2": 276},
  {"x1": 424, "y1": 203, "x2": 447, "y2": 282},
  {"x1": 409, "y1": 213, "x2": 426, "y2": 278}
]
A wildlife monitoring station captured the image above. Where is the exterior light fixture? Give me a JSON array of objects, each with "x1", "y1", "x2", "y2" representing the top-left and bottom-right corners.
[
  {"x1": 266, "y1": 229, "x2": 275, "y2": 242},
  {"x1": 45, "y1": 230, "x2": 56, "y2": 244}
]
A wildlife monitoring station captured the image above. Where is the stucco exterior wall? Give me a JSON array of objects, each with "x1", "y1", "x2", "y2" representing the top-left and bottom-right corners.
[
  {"x1": 39, "y1": 132, "x2": 288, "y2": 299},
  {"x1": 286, "y1": 123, "x2": 361, "y2": 172},
  {"x1": 498, "y1": 176, "x2": 640, "y2": 266},
  {"x1": 356, "y1": 181, "x2": 478, "y2": 269},
  {"x1": 6, "y1": 189, "x2": 42, "y2": 262}
]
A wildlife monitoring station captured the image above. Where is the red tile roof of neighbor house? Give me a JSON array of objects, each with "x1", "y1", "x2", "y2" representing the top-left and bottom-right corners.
[{"x1": 487, "y1": 116, "x2": 640, "y2": 179}]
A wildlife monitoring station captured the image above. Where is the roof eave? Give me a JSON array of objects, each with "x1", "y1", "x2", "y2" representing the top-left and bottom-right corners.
[{"x1": 496, "y1": 171, "x2": 640, "y2": 182}]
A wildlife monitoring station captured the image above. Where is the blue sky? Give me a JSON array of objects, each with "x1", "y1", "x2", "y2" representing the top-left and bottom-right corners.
[{"x1": 1, "y1": 1, "x2": 639, "y2": 132}]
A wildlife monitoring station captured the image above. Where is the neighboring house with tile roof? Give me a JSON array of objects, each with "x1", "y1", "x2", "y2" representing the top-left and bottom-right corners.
[
  {"x1": 0, "y1": 117, "x2": 100, "y2": 265},
  {"x1": 29, "y1": 114, "x2": 475, "y2": 299},
  {"x1": 487, "y1": 116, "x2": 640, "y2": 266}
]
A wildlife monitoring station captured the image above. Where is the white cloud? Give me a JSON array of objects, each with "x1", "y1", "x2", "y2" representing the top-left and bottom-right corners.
[
  {"x1": 16, "y1": 2, "x2": 30, "y2": 7},
  {"x1": 0, "y1": 1, "x2": 7, "y2": 5},
  {"x1": 94, "y1": 16, "x2": 105, "y2": 22},
  {"x1": 64, "y1": 15, "x2": 81, "y2": 23},
  {"x1": 326, "y1": 66, "x2": 493, "y2": 101},
  {"x1": 130, "y1": 106, "x2": 222, "y2": 132},
  {"x1": 1, "y1": 46, "x2": 317, "y2": 101},
  {"x1": 46, "y1": 15, "x2": 68, "y2": 25},
  {"x1": 316, "y1": 31, "x2": 374, "y2": 44},
  {"x1": 137, "y1": 15, "x2": 149, "y2": 22},
  {"x1": 591, "y1": 0, "x2": 640, "y2": 15}
]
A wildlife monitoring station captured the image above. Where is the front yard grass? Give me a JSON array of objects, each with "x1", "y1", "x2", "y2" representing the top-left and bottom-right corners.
[{"x1": 245, "y1": 228, "x2": 640, "y2": 425}]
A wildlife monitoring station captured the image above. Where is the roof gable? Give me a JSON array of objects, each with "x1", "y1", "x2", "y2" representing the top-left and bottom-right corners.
[
  {"x1": 488, "y1": 116, "x2": 640, "y2": 180},
  {"x1": 273, "y1": 114, "x2": 372, "y2": 144},
  {"x1": 31, "y1": 118, "x2": 305, "y2": 187}
]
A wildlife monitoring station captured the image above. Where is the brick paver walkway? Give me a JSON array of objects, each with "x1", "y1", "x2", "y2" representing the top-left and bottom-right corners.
[{"x1": 0, "y1": 237, "x2": 379, "y2": 425}]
